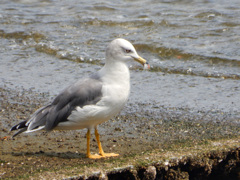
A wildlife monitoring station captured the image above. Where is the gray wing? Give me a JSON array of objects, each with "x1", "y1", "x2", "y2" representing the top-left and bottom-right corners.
[
  {"x1": 11, "y1": 76, "x2": 103, "y2": 135},
  {"x1": 44, "y1": 77, "x2": 103, "y2": 131}
]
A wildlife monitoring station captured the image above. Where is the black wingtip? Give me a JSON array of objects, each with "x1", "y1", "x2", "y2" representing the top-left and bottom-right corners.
[
  {"x1": 9, "y1": 120, "x2": 28, "y2": 137},
  {"x1": 12, "y1": 127, "x2": 28, "y2": 138},
  {"x1": 10, "y1": 120, "x2": 27, "y2": 131}
]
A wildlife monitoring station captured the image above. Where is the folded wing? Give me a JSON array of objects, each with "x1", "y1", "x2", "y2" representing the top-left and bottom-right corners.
[{"x1": 10, "y1": 76, "x2": 103, "y2": 137}]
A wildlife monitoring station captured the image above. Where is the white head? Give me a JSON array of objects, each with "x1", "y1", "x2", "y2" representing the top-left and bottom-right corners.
[{"x1": 105, "y1": 38, "x2": 147, "y2": 66}]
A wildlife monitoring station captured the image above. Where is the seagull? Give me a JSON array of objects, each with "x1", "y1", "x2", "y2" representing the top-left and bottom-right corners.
[{"x1": 10, "y1": 38, "x2": 149, "y2": 159}]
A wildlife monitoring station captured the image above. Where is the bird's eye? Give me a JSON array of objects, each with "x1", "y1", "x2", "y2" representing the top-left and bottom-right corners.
[{"x1": 125, "y1": 49, "x2": 131, "y2": 53}]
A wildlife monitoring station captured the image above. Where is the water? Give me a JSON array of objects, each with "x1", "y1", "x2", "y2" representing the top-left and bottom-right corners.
[{"x1": 0, "y1": 0, "x2": 240, "y2": 122}]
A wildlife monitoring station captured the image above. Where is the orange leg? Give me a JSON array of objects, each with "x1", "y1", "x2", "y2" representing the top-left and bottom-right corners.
[
  {"x1": 94, "y1": 127, "x2": 119, "y2": 158},
  {"x1": 86, "y1": 128, "x2": 119, "y2": 159},
  {"x1": 86, "y1": 129, "x2": 102, "y2": 159}
]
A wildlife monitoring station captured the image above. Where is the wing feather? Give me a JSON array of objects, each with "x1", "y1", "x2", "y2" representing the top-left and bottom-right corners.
[{"x1": 10, "y1": 76, "x2": 103, "y2": 136}]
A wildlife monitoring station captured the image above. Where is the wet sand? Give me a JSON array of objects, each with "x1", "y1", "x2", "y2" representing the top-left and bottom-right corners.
[
  {"x1": 1, "y1": 87, "x2": 239, "y2": 179},
  {"x1": 1, "y1": 0, "x2": 240, "y2": 179}
]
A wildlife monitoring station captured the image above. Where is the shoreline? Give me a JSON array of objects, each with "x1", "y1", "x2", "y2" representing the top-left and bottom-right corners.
[
  {"x1": 1, "y1": 87, "x2": 239, "y2": 179},
  {"x1": 65, "y1": 140, "x2": 240, "y2": 180}
]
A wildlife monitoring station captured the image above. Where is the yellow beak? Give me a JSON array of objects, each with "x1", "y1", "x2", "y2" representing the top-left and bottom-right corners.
[{"x1": 133, "y1": 56, "x2": 147, "y2": 66}]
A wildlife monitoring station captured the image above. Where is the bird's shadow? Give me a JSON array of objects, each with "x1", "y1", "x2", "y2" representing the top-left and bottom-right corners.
[{"x1": 11, "y1": 150, "x2": 86, "y2": 159}]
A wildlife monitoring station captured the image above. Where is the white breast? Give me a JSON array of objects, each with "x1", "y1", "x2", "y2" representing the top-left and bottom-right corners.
[
  {"x1": 97, "y1": 61, "x2": 130, "y2": 121},
  {"x1": 56, "y1": 61, "x2": 130, "y2": 130}
]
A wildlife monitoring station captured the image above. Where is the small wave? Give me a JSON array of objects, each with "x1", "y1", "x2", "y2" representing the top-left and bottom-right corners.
[
  {"x1": 0, "y1": 30, "x2": 45, "y2": 43},
  {"x1": 135, "y1": 43, "x2": 240, "y2": 79},
  {"x1": 150, "y1": 66, "x2": 240, "y2": 80},
  {"x1": 35, "y1": 43, "x2": 102, "y2": 65},
  {"x1": 80, "y1": 18, "x2": 154, "y2": 28}
]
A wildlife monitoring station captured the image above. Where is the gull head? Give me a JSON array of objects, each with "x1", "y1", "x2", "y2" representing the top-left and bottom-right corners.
[{"x1": 106, "y1": 38, "x2": 148, "y2": 66}]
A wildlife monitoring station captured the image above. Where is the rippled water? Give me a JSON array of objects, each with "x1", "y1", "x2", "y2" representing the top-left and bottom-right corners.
[{"x1": 0, "y1": 0, "x2": 240, "y2": 121}]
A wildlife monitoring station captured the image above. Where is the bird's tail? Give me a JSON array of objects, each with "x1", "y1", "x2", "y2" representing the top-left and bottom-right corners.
[
  {"x1": 9, "y1": 105, "x2": 51, "y2": 137},
  {"x1": 9, "y1": 120, "x2": 28, "y2": 137}
]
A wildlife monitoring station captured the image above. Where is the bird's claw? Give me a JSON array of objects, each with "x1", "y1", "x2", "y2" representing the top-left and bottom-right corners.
[{"x1": 87, "y1": 153, "x2": 119, "y2": 159}]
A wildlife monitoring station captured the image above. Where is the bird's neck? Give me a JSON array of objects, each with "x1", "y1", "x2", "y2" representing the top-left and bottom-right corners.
[{"x1": 99, "y1": 61, "x2": 130, "y2": 84}]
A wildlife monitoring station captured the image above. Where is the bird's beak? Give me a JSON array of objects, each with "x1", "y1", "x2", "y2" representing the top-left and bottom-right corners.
[
  {"x1": 133, "y1": 55, "x2": 150, "y2": 69},
  {"x1": 133, "y1": 56, "x2": 147, "y2": 66}
]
